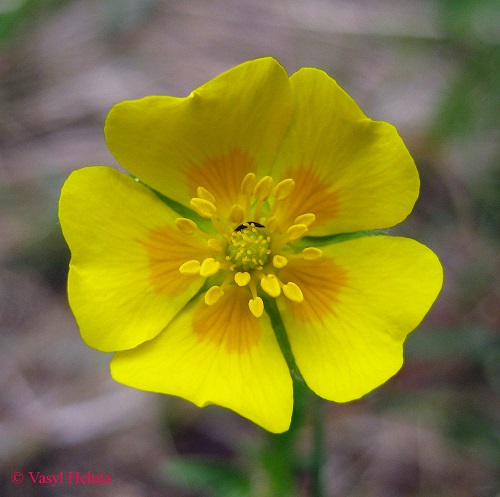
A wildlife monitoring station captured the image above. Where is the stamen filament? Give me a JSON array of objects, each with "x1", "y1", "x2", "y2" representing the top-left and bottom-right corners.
[
  {"x1": 265, "y1": 216, "x2": 278, "y2": 233},
  {"x1": 207, "y1": 238, "x2": 225, "y2": 252},
  {"x1": 253, "y1": 198, "x2": 265, "y2": 223},
  {"x1": 210, "y1": 215, "x2": 227, "y2": 235},
  {"x1": 272, "y1": 223, "x2": 309, "y2": 252}
]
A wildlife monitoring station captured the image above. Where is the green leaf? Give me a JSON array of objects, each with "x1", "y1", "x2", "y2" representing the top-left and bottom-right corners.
[
  {"x1": 159, "y1": 457, "x2": 251, "y2": 497},
  {"x1": 300, "y1": 230, "x2": 384, "y2": 247}
]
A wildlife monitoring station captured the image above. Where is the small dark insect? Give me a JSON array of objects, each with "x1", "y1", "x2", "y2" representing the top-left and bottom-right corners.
[{"x1": 234, "y1": 221, "x2": 265, "y2": 232}]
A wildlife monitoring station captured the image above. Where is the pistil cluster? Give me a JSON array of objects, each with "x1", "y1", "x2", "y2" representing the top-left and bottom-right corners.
[{"x1": 176, "y1": 172, "x2": 322, "y2": 317}]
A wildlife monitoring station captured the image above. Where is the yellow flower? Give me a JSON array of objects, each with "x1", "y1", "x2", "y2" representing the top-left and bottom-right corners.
[{"x1": 59, "y1": 57, "x2": 443, "y2": 433}]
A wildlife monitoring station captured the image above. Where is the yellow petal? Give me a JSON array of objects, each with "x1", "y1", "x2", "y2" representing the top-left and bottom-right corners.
[
  {"x1": 277, "y1": 236, "x2": 442, "y2": 402},
  {"x1": 104, "y1": 57, "x2": 292, "y2": 218},
  {"x1": 272, "y1": 68, "x2": 419, "y2": 235},
  {"x1": 111, "y1": 286, "x2": 293, "y2": 433},
  {"x1": 59, "y1": 166, "x2": 209, "y2": 352}
]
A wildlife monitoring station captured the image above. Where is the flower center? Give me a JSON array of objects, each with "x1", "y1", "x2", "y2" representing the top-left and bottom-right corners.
[
  {"x1": 175, "y1": 173, "x2": 323, "y2": 318},
  {"x1": 226, "y1": 223, "x2": 270, "y2": 271}
]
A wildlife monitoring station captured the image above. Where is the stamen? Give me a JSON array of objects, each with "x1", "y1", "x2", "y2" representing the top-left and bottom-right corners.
[
  {"x1": 234, "y1": 271, "x2": 251, "y2": 286},
  {"x1": 178, "y1": 175, "x2": 323, "y2": 316},
  {"x1": 207, "y1": 238, "x2": 225, "y2": 252},
  {"x1": 272, "y1": 255, "x2": 288, "y2": 268},
  {"x1": 229, "y1": 204, "x2": 245, "y2": 224},
  {"x1": 286, "y1": 223, "x2": 308, "y2": 241},
  {"x1": 196, "y1": 186, "x2": 216, "y2": 204},
  {"x1": 294, "y1": 213, "x2": 316, "y2": 227},
  {"x1": 253, "y1": 176, "x2": 273, "y2": 200},
  {"x1": 303, "y1": 247, "x2": 323, "y2": 260},
  {"x1": 248, "y1": 297, "x2": 264, "y2": 318},
  {"x1": 190, "y1": 198, "x2": 217, "y2": 219},
  {"x1": 199, "y1": 258, "x2": 221, "y2": 278},
  {"x1": 241, "y1": 172, "x2": 257, "y2": 195},
  {"x1": 175, "y1": 217, "x2": 197, "y2": 235},
  {"x1": 273, "y1": 179, "x2": 295, "y2": 201},
  {"x1": 260, "y1": 274, "x2": 281, "y2": 297},
  {"x1": 283, "y1": 282, "x2": 304, "y2": 303},
  {"x1": 205, "y1": 285, "x2": 224, "y2": 305},
  {"x1": 179, "y1": 260, "x2": 201, "y2": 275},
  {"x1": 265, "y1": 216, "x2": 278, "y2": 233}
]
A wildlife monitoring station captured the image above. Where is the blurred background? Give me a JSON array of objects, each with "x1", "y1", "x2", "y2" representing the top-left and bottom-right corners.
[{"x1": 0, "y1": 0, "x2": 498, "y2": 496}]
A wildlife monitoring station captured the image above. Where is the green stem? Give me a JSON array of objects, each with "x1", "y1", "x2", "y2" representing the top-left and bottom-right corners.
[
  {"x1": 260, "y1": 379, "x2": 307, "y2": 497},
  {"x1": 262, "y1": 297, "x2": 304, "y2": 383},
  {"x1": 311, "y1": 393, "x2": 325, "y2": 497}
]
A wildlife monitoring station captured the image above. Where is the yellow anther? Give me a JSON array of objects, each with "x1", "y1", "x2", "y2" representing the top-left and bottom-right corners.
[
  {"x1": 260, "y1": 274, "x2": 281, "y2": 297},
  {"x1": 179, "y1": 260, "x2": 201, "y2": 275},
  {"x1": 273, "y1": 178, "x2": 295, "y2": 200},
  {"x1": 205, "y1": 286, "x2": 224, "y2": 306},
  {"x1": 273, "y1": 255, "x2": 288, "y2": 268},
  {"x1": 175, "y1": 217, "x2": 197, "y2": 235},
  {"x1": 302, "y1": 247, "x2": 323, "y2": 260},
  {"x1": 199, "y1": 258, "x2": 221, "y2": 278},
  {"x1": 207, "y1": 238, "x2": 225, "y2": 252},
  {"x1": 283, "y1": 282, "x2": 304, "y2": 303},
  {"x1": 241, "y1": 172, "x2": 257, "y2": 195},
  {"x1": 253, "y1": 176, "x2": 274, "y2": 200},
  {"x1": 197, "y1": 186, "x2": 216, "y2": 204},
  {"x1": 294, "y1": 213, "x2": 316, "y2": 227},
  {"x1": 229, "y1": 204, "x2": 245, "y2": 224},
  {"x1": 286, "y1": 223, "x2": 308, "y2": 241},
  {"x1": 248, "y1": 297, "x2": 264, "y2": 318},
  {"x1": 234, "y1": 271, "x2": 251, "y2": 286},
  {"x1": 190, "y1": 198, "x2": 217, "y2": 219},
  {"x1": 265, "y1": 216, "x2": 278, "y2": 233}
]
